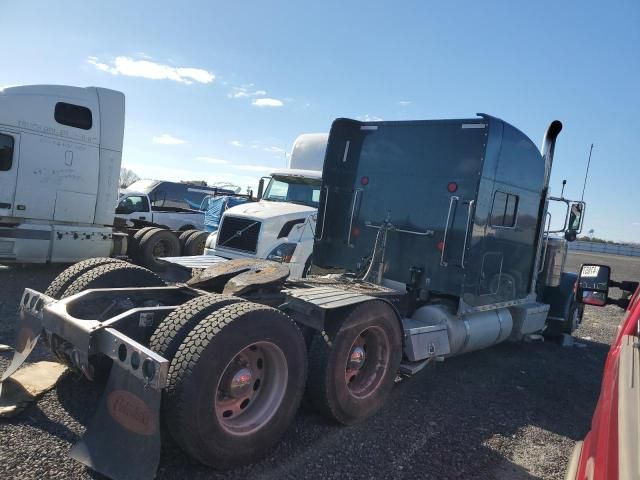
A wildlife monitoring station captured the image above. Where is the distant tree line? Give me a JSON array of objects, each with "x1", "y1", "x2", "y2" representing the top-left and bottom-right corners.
[{"x1": 578, "y1": 235, "x2": 639, "y2": 247}]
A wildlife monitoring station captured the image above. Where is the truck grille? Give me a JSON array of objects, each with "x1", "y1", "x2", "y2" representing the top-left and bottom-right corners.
[{"x1": 217, "y1": 216, "x2": 261, "y2": 253}]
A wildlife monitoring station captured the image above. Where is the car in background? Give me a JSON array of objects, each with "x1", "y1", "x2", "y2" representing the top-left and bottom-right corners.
[{"x1": 565, "y1": 264, "x2": 640, "y2": 480}]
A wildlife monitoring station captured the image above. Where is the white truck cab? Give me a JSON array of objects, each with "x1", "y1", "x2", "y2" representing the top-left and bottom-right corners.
[
  {"x1": 205, "y1": 169, "x2": 322, "y2": 277},
  {"x1": 0, "y1": 85, "x2": 124, "y2": 263},
  {"x1": 201, "y1": 134, "x2": 327, "y2": 278}
]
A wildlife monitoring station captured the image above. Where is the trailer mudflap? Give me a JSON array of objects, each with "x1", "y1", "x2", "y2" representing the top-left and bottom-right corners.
[
  {"x1": 0, "y1": 289, "x2": 48, "y2": 396},
  {"x1": 70, "y1": 359, "x2": 162, "y2": 480},
  {"x1": 67, "y1": 327, "x2": 168, "y2": 480}
]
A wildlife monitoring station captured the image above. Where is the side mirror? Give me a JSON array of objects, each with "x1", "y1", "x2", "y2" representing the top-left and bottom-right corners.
[
  {"x1": 575, "y1": 264, "x2": 611, "y2": 307},
  {"x1": 564, "y1": 230, "x2": 577, "y2": 242},
  {"x1": 115, "y1": 205, "x2": 130, "y2": 214},
  {"x1": 257, "y1": 178, "x2": 265, "y2": 200},
  {"x1": 568, "y1": 202, "x2": 583, "y2": 231}
]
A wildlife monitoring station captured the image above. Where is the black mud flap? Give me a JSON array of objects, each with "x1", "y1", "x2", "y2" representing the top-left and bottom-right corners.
[
  {"x1": 70, "y1": 361, "x2": 162, "y2": 480},
  {"x1": 0, "y1": 289, "x2": 45, "y2": 397}
]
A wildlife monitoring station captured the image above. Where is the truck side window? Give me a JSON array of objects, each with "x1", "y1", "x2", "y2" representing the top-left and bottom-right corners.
[
  {"x1": 117, "y1": 195, "x2": 149, "y2": 214},
  {"x1": 150, "y1": 190, "x2": 166, "y2": 209},
  {"x1": 54, "y1": 102, "x2": 93, "y2": 130},
  {"x1": 491, "y1": 191, "x2": 518, "y2": 228},
  {"x1": 0, "y1": 134, "x2": 14, "y2": 171}
]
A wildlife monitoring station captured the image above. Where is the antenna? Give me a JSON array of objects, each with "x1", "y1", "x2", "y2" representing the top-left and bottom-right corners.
[
  {"x1": 560, "y1": 179, "x2": 566, "y2": 198},
  {"x1": 581, "y1": 144, "x2": 594, "y2": 202}
]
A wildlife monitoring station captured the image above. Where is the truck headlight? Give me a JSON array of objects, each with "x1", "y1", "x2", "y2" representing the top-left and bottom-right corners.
[{"x1": 266, "y1": 243, "x2": 297, "y2": 263}]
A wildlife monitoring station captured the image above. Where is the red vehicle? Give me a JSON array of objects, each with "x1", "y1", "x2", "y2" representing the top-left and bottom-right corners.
[{"x1": 565, "y1": 264, "x2": 640, "y2": 480}]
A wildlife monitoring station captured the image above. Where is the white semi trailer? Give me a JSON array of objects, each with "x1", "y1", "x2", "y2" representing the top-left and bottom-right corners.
[{"x1": 0, "y1": 85, "x2": 126, "y2": 263}]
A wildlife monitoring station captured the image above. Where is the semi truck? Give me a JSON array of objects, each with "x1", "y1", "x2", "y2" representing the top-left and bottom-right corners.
[
  {"x1": 0, "y1": 85, "x2": 126, "y2": 263},
  {"x1": 0, "y1": 85, "x2": 240, "y2": 268},
  {"x1": 2, "y1": 114, "x2": 586, "y2": 480},
  {"x1": 198, "y1": 133, "x2": 327, "y2": 278}
]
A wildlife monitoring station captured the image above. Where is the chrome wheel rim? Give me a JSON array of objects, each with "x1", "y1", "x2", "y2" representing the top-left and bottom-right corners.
[
  {"x1": 215, "y1": 341, "x2": 288, "y2": 436},
  {"x1": 344, "y1": 326, "x2": 390, "y2": 398}
]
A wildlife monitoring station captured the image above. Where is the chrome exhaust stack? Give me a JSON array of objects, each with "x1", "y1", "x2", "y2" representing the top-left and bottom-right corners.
[
  {"x1": 540, "y1": 120, "x2": 563, "y2": 191},
  {"x1": 531, "y1": 120, "x2": 563, "y2": 294}
]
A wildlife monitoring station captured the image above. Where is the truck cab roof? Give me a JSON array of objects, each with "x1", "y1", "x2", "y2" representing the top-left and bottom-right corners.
[{"x1": 269, "y1": 168, "x2": 323, "y2": 180}]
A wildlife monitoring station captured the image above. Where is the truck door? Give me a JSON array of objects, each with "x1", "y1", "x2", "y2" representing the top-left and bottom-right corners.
[
  {"x1": 115, "y1": 194, "x2": 151, "y2": 222},
  {"x1": 0, "y1": 131, "x2": 19, "y2": 217}
]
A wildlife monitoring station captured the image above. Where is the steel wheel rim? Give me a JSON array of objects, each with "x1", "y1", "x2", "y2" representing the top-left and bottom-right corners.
[
  {"x1": 344, "y1": 326, "x2": 390, "y2": 399},
  {"x1": 215, "y1": 341, "x2": 288, "y2": 436},
  {"x1": 153, "y1": 240, "x2": 168, "y2": 258}
]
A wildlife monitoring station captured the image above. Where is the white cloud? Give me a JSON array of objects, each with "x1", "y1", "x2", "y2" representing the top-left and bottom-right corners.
[
  {"x1": 236, "y1": 164, "x2": 275, "y2": 172},
  {"x1": 230, "y1": 140, "x2": 243, "y2": 147},
  {"x1": 88, "y1": 56, "x2": 215, "y2": 85},
  {"x1": 264, "y1": 146, "x2": 286, "y2": 154},
  {"x1": 398, "y1": 100, "x2": 411, "y2": 106},
  {"x1": 228, "y1": 86, "x2": 267, "y2": 99},
  {"x1": 358, "y1": 114, "x2": 383, "y2": 121},
  {"x1": 152, "y1": 134, "x2": 186, "y2": 145},
  {"x1": 252, "y1": 98, "x2": 284, "y2": 107},
  {"x1": 0, "y1": 85, "x2": 15, "y2": 91},
  {"x1": 196, "y1": 156, "x2": 228, "y2": 165}
]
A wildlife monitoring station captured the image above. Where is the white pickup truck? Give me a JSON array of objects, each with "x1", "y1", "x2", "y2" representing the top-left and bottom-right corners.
[{"x1": 116, "y1": 180, "x2": 232, "y2": 231}]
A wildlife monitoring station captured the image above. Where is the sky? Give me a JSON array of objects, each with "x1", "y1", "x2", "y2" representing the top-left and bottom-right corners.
[{"x1": 1, "y1": 0, "x2": 639, "y2": 242}]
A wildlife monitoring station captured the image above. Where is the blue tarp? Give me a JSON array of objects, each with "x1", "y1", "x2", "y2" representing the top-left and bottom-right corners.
[{"x1": 203, "y1": 196, "x2": 248, "y2": 232}]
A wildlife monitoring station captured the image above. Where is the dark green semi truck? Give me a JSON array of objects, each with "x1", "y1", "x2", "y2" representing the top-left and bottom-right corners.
[{"x1": 2, "y1": 115, "x2": 585, "y2": 479}]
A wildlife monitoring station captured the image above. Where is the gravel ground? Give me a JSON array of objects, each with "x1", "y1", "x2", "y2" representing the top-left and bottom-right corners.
[{"x1": 0, "y1": 252, "x2": 639, "y2": 480}]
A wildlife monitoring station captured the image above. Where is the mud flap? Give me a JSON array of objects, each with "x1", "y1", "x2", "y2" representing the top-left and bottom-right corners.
[
  {"x1": 0, "y1": 289, "x2": 45, "y2": 398},
  {"x1": 70, "y1": 360, "x2": 162, "y2": 480}
]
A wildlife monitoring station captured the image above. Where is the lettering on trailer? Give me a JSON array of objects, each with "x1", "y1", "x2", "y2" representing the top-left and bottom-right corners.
[
  {"x1": 107, "y1": 390, "x2": 156, "y2": 435},
  {"x1": 17, "y1": 120, "x2": 98, "y2": 144}
]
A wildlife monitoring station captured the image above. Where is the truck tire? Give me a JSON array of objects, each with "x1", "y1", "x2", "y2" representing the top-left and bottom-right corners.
[
  {"x1": 149, "y1": 294, "x2": 245, "y2": 362},
  {"x1": 62, "y1": 262, "x2": 165, "y2": 298},
  {"x1": 136, "y1": 229, "x2": 181, "y2": 271},
  {"x1": 56, "y1": 263, "x2": 165, "y2": 381},
  {"x1": 547, "y1": 302, "x2": 584, "y2": 337},
  {"x1": 183, "y1": 231, "x2": 208, "y2": 256},
  {"x1": 178, "y1": 229, "x2": 200, "y2": 250},
  {"x1": 179, "y1": 224, "x2": 196, "y2": 232},
  {"x1": 128, "y1": 226, "x2": 160, "y2": 257},
  {"x1": 306, "y1": 300, "x2": 402, "y2": 425},
  {"x1": 164, "y1": 302, "x2": 307, "y2": 468},
  {"x1": 44, "y1": 257, "x2": 126, "y2": 299}
]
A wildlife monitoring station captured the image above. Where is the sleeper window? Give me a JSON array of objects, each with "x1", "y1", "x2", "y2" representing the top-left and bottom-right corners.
[
  {"x1": 491, "y1": 191, "x2": 519, "y2": 228},
  {"x1": 54, "y1": 102, "x2": 93, "y2": 130},
  {"x1": 0, "y1": 134, "x2": 14, "y2": 171}
]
